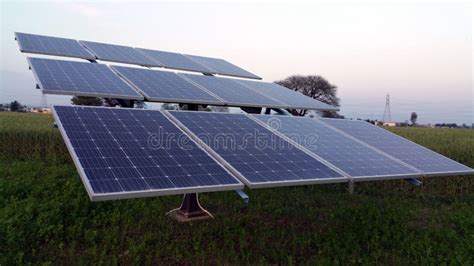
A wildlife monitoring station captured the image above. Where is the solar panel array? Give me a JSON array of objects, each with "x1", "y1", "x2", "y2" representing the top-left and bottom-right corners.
[
  {"x1": 237, "y1": 79, "x2": 338, "y2": 111},
  {"x1": 111, "y1": 66, "x2": 223, "y2": 105},
  {"x1": 53, "y1": 106, "x2": 243, "y2": 200},
  {"x1": 169, "y1": 111, "x2": 346, "y2": 187},
  {"x1": 80, "y1": 41, "x2": 158, "y2": 67},
  {"x1": 27, "y1": 56, "x2": 336, "y2": 109},
  {"x1": 16, "y1": 32, "x2": 340, "y2": 111},
  {"x1": 28, "y1": 57, "x2": 143, "y2": 100},
  {"x1": 254, "y1": 115, "x2": 420, "y2": 180},
  {"x1": 51, "y1": 105, "x2": 473, "y2": 201},
  {"x1": 15, "y1": 32, "x2": 96, "y2": 60},
  {"x1": 18, "y1": 32, "x2": 474, "y2": 203},
  {"x1": 322, "y1": 119, "x2": 474, "y2": 175},
  {"x1": 15, "y1": 32, "x2": 261, "y2": 79},
  {"x1": 181, "y1": 74, "x2": 288, "y2": 108},
  {"x1": 184, "y1": 54, "x2": 261, "y2": 79}
]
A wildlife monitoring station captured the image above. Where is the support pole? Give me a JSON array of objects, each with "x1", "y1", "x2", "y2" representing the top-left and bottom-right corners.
[
  {"x1": 168, "y1": 193, "x2": 213, "y2": 222},
  {"x1": 348, "y1": 179, "x2": 354, "y2": 194}
]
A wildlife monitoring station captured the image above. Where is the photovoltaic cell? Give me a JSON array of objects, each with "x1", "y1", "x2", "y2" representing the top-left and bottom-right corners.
[
  {"x1": 111, "y1": 66, "x2": 223, "y2": 105},
  {"x1": 185, "y1": 54, "x2": 261, "y2": 80},
  {"x1": 169, "y1": 111, "x2": 346, "y2": 188},
  {"x1": 136, "y1": 48, "x2": 212, "y2": 73},
  {"x1": 80, "y1": 41, "x2": 159, "y2": 66},
  {"x1": 322, "y1": 119, "x2": 474, "y2": 175},
  {"x1": 28, "y1": 57, "x2": 143, "y2": 99},
  {"x1": 237, "y1": 79, "x2": 338, "y2": 111},
  {"x1": 255, "y1": 115, "x2": 420, "y2": 180},
  {"x1": 182, "y1": 74, "x2": 287, "y2": 108},
  {"x1": 15, "y1": 32, "x2": 95, "y2": 60},
  {"x1": 53, "y1": 106, "x2": 243, "y2": 200}
]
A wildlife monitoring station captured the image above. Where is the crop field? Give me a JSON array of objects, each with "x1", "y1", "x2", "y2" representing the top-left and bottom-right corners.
[{"x1": 1, "y1": 112, "x2": 473, "y2": 264}]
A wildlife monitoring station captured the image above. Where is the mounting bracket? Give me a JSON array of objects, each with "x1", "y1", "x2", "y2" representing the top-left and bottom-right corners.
[
  {"x1": 404, "y1": 178, "x2": 422, "y2": 187},
  {"x1": 235, "y1": 190, "x2": 249, "y2": 204}
]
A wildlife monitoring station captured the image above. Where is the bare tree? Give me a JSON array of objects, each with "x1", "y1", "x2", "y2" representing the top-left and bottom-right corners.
[
  {"x1": 275, "y1": 75, "x2": 341, "y2": 117},
  {"x1": 9, "y1": 100, "x2": 22, "y2": 112},
  {"x1": 410, "y1": 112, "x2": 418, "y2": 125}
]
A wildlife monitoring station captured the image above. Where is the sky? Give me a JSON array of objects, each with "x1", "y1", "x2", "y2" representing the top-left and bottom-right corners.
[{"x1": 0, "y1": 1, "x2": 472, "y2": 125}]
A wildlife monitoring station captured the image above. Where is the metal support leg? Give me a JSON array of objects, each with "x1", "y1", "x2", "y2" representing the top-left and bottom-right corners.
[
  {"x1": 405, "y1": 178, "x2": 422, "y2": 187},
  {"x1": 167, "y1": 193, "x2": 213, "y2": 222},
  {"x1": 235, "y1": 190, "x2": 249, "y2": 204},
  {"x1": 348, "y1": 179, "x2": 354, "y2": 194}
]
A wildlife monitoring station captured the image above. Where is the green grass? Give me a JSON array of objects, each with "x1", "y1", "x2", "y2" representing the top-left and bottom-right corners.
[{"x1": 1, "y1": 112, "x2": 473, "y2": 264}]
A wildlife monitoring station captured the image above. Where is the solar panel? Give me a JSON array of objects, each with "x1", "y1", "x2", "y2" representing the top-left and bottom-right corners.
[
  {"x1": 111, "y1": 66, "x2": 224, "y2": 105},
  {"x1": 237, "y1": 79, "x2": 338, "y2": 111},
  {"x1": 80, "y1": 41, "x2": 159, "y2": 67},
  {"x1": 53, "y1": 106, "x2": 243, "y2": 200},
  {"x1": 181, "y1": 74, "x2": 287, "y2": 108},
  {"x1": 254, "y1": 115, "x2": 421, "y2": 181},
  {"x1": 321, "y1": 119, "x2": 474, "y2": 176},
  {"x1": 136, "y1": 48, "x2": 212, "y2": 73},
  {"x1": 28, "y1": 57, "x2": 143, "y2": 100},
  {"x1": 185, "y1": 54, "x2": 261, "y2": 80},
  {"x1": 168, "y1": 111, "x2": 347, "y2": 188},
  {"x1": 15, "y1": 32, "x2": 95, "y2": 60}
]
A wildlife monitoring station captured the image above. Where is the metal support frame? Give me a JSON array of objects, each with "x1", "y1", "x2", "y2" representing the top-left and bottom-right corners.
[
  {"x1": 167, "y1": 193, "x2": 213, "y2": 222},
  {"x1": 235, "y1": 190, "x2": 249, "y2": 204},
  {"x1": 404, "y1": 178, "x2": 422, "y2": 187}
]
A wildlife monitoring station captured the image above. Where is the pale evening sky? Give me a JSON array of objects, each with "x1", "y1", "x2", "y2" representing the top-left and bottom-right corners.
[{"x1": 0, "y1": 1, "x2": 472, "y2": 125}]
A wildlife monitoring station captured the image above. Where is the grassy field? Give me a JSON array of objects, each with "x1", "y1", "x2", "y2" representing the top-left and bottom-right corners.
[{"x1": 1, "y1": 112, "x2": 473, "y2": 264}]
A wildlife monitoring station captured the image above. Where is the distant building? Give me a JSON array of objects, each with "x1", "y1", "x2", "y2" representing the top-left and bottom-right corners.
[
  {"x1": 29, "y1": 107, "x2": 51, "y2": 114},
  {"x1": 382, "y1": 122, "x2": 397, "y2": 127}
]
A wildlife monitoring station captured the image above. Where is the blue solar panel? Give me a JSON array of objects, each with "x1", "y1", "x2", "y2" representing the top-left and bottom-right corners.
[
  {"x1": 111, "y1": 66, "x2": 224, "y2": 105},
  {"x1": 322, "y1": 119, "x2": 474, "y2": 175},
  {"x1": 237, "y1": 79, "x2": 338, "y2": 111},
  {"x1": 181, "y1": 74, "x2": 287, "y2": 108},
  {"x1": 255, "y1": 115, "x2": 420, "y2": 180},
  {"x1": 136, "y1": 48, "x2": 212, "y2": 73},
  {"x1": 80, "y1": 41, "x2": 159, "y2": 66},
  {"x1": 15, "y1": 32, "x2": 95, "y2": 60},
  {"x1": 184, "y1": 54, "x2": 261, "y2": 80},
  {"x1": 28, "y1": 57, "x2": 143, "y2": 99},
  {"x1": 53, "y1": 106, "x2": 243, "y2": 200},
  {"x1": 169, "y1": 111, "x2": 346, "y2": 188}
]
